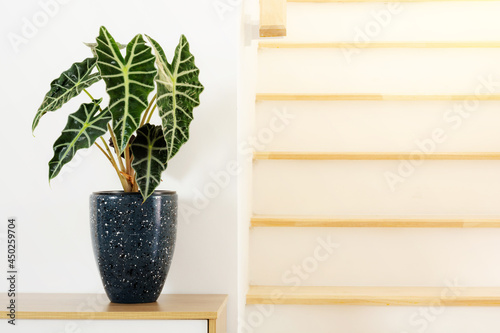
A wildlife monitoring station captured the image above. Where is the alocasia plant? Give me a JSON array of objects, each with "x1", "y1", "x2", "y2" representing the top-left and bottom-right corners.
[{"x1": 33, "y1": 26, "x2": 203, "y2": 201}]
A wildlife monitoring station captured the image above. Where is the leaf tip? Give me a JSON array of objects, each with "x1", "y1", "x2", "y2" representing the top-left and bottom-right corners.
[
  {"x1": 48, "y1": 171, "x2": 55, "y2": 184},
  {"x1": 140, "y1": 192, "x2": 150, "y2": 204},
  {"x1": 32, "y1": 114, "x2": 40, "y2": 133}
]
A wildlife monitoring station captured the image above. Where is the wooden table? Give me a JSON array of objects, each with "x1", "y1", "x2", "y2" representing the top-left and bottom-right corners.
[{"x1": 0, "y1": 293, "x2": 227, "y2": 333}]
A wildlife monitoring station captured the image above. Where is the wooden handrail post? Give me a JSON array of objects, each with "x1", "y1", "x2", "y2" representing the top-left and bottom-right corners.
[{"x1": 260, "y1": 0, "x2": 287, "y2": 37}]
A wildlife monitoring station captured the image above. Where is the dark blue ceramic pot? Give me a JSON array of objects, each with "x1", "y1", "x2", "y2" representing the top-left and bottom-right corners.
[{"x1": 90, "y1": 191, "x2": 177, "y2": 303}]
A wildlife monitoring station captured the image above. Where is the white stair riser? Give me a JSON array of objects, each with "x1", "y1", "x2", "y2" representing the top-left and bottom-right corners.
[
  {"x1": 244, "y1": 305, "x2": 500, "y2": 333},
  {"x1": 250, "y1": 227, "x2": 500, "y2": 286},
  {"x1": 256, "y1": 100, "x2": 500, "y2": 152},
  {"x1": 286, "y1": 2, "x2": 500, "y2": 42},
  {"x1": 258, "y1": 48, "x2": 500, "y2": 94},
  {"x1": 254, "y1": 160, "x2": 500, "y2": 215}
]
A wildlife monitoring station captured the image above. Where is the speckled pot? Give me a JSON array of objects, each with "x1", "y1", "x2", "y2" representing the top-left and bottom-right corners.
[{"x1": 90, "y1": 191, "x2": 177, "y2": 304}]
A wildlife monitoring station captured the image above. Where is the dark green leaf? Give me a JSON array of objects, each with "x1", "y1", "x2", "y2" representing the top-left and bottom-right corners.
[
  {"x1": 95, "y1": 26, "x2": 156, "y2": 153},
  {"x1": 49, "y1": 99, "x2": 111, "y2": 180},
  {"x1": 131, "y1": 124, "x2": 168, "y2": 201},
  {"x1": 33, "y1": 57, "x2": 101, "y2": 133},
  {"x1": 146, "y1": 35, "x2": 204, "y2": 161}
]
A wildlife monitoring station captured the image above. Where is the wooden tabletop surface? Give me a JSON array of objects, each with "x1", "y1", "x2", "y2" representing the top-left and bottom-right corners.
[{"x1": 0, "y1": 293, "x2": 228, "y2": 320}]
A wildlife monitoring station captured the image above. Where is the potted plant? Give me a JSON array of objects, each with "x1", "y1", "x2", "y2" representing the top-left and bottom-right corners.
[{"x1": 32, "y1": 26, "x2": 203, "y2": 303}]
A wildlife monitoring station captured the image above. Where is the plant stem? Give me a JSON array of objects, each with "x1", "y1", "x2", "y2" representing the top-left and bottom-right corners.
[
  {"x1": 100, "y1": 137, "x2": 119, "y2": 169},
  {"x1": 124, "y1": 143, "x2": 137, "y2": 189},
  {"x1": 146, "y1": 104, "x2": 157, "y2": 124},
  {"x1": 95, "y1": 141, "x2": 111, "y2": 160},
  {"x1": 108, "y1": 124, "x2": 126, "y2": 172},
  {"x1": 108, "y1": 126, "x2": 135, "y2": 192},
  {"x1": 83, "y1": 89, "x2": 95, "y2": 101},
  {"x1": 95, "y1": 142, "x2": 130, "y2": 190},
  {"x1": 140, "y1": 94, "x2": 157, "y2": 126},
  {"x1": 124, "y1": 143, "x2": 132, "y2": 177},
  {"x1": 84, "y1": 89, "x2": 133, "y2": 192},
  {"x1": 83, "y1": 89, "x2": 107, "y2": 115},
  {"x1": 131, "y1": 162, "x2": 139, "y2": 191}
]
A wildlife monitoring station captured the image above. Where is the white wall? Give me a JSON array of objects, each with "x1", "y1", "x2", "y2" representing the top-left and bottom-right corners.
[
  {"x1": 246, "y1": 1, "x2": 500, "y2": 333},
  {"x1": 0, "y1": 0, "x2": 239, "y2": 332},
  {"x1": 237, "y1": 0, "x2": 259, "y2": 330}
]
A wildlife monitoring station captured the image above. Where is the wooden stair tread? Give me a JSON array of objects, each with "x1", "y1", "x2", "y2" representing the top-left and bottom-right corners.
[
  {"x1": 260, "y1": 41, "x2": 500, "y2": 49},
  {"x1": 253, "y1": 151, "x2": 500, "y2": 160},
  {"x1": 247, "y1": 286, "x2": 500, "y2": 305},
  {"x1": 288, "y1": 0, "x2": 500, "y2": 2},
  {"x1": 0, "y1": 293, "x2": 228, "y2": 320},
  {"x1": 260, "y1": 0, "x2": 287, "y2": 37},
  {"x1": 251, "y1": 216, "x2": 500, "y2": 228},
  {"x1": 256, "y1": 93, "x2": 500, "y2": 101}
]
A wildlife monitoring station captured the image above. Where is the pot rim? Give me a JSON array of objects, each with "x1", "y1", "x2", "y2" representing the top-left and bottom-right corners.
[{"x1": 91, "y1": 190, "x2": 176, "y2": 196}]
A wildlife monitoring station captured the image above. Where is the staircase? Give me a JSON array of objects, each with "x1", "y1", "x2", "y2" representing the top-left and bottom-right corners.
[{"x1": 244, "y1": 0, "x2": 500, "y2": 332}]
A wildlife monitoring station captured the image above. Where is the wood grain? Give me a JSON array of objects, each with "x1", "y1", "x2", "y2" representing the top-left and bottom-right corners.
[
  {"x1": 256, "y1": 93, "x2": 500, "y2": 101},
  {"x1": 253, "y1": 151, "x2": 500, "y2": 160},
  {"x1": 260, "y1": 0, "x2": 287, "y2": 37},
  {"x1": 0, "y1": 293, "x2": 228, "y2": 321},
  {"x1": 289, "y1": 0, "x2": 500, "y2": 2},
  {"x1": 209, "y1": 297, "x2": 227, "y2": 333},
  {"x1": 251, "y1": 216, "x2": 500, "y2": 228},
  {"x1": 247, "y1": 286, "x2": 500, "y2": 306},
  {"x1": 259, "y1": 41, "x2": 500, "y2": 48}
]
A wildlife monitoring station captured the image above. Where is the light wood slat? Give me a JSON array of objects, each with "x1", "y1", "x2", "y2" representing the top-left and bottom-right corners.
[
  {"x1": 289, "y1": 0, "x2": 500, "y2": 2},
  {"x1": 247, "y1": 286, "x2": 500, "y2": 306},
  {"x1": 209, "y1": 303, "x2": 227, "y2": 333},
  {"x1": 0, "y1": 293, "x2": 228, "y2": 321},
  {"x1": 253, "y1": 151, "x2": 500, "y2": 160},
  {"x1": 260, "y1": 0, "x2": 287, "y2": 37},
  {"x1": 259, "y1": 41, "x2": 500, "y2": 48},
  {"x1": 251, "y1": 216, "x2": 500, "y2": 228},
  {"x1": 256, "y1": 93, "x2": 500, "y2": 101}
]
